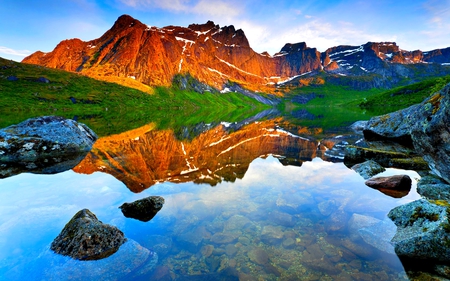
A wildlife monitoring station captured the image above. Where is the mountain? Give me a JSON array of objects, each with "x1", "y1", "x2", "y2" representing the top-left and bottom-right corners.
[{"x1": 23, "y1": 14, "x2": 450, "y2": 94}]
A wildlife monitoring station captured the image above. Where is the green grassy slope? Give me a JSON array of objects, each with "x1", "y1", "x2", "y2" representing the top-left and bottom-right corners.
[
  {"x1": 0, "y1": 58, "x2": 268, "y2": 136},
  {"x1": 358, "y1": 75, "x2": 450, "y2": 115}
]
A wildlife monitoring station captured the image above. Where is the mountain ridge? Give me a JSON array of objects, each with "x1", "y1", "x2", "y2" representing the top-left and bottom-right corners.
[{"x1": 22, "y1": 14, "x2": 450, "y2": 94}]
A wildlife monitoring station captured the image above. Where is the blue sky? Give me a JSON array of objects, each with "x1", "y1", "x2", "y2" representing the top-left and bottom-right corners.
[{"x1": 1, "y1": 0, "x2": 449, "y2": 61}]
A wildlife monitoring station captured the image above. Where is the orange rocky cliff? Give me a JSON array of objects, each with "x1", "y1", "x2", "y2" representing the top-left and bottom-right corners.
[
  {"x1": 73, "y1": 119, "x2": 323, "y2": 193},
  {"x1": 22, "y1": 14, "x2": 323, "y2": 93}
]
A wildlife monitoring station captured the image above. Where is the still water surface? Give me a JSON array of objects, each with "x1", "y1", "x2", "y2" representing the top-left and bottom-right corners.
[{"x1": 0, "y1": 118, "x2": 421, "y2": 280}]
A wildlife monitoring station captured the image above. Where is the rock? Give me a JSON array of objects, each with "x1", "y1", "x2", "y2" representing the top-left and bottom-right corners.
[
  {"x1": 363, "y1": 103, "x2": 420, "y2": 146},
  {"x1": 0, "y1": 116, "x2": 97, "y2": 177},
  {"x1": 22, "y1": 240, "x2": 157, "y2": 281},
  {"x1": 267, "y1": 211, "x2": 294, "y2": 227},
  {"x1": 248, "y1": 247, "x2": 269, "y2": 265},
  {"x1": 318, "y1": 199, "x2": 339, "y2": 216},
  {"x1": 349, "y1": 120, "x2": 368, "y2": 133},
  {"x1": 358, "y1": 219, "x2": 396, "y2": 254},
  {"x1": 119, "y1": 196, "x2": 164, "y2": 222},
  {"x1": 210, "y1": 232, "x2": 240, "y2": 244},
  {"x1": 410, "y1": 84, "x2": 450, "y2": 184},
  {"x1": 50, "y1": 209, "x2": 126, "y2": 260},
  {"x1": 388, "y1": 199, "x2": 450, "y2": 262},
  {"x1": 261, "y1": 225, "x2": 284, "y2": 243},
  {"x1": 365, "y1": 174, "x2": 412, "y2": 190},
  {"x1": 417, "y1": 175, "x2": 450, "y2": 201},
  {"x1": 344, "y1": 145, "x2": 429, "y2": 171},
  {"x1": 351, "y1": 160, "x2": 386, "y2": 179},
  {"x1": 36, "y1": 76, "x2": 50, "y2": 83},
  {"x1": 348, "y1": 214, "x2": 381, "y2": 241},
  {"x1": 224, "y1": 215, "x2": 252, "y2": 231}
]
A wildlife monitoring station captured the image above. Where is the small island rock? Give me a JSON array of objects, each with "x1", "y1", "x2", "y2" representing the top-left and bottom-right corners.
[
  {"x1": 119, "y1": 196, "x2": 165, "y2": 222},
  {"x1": 51, "y1": 209, "x2": 126, "y2": 260}
]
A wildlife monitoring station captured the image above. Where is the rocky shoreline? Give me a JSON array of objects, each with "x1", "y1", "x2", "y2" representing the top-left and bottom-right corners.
[{"x1": 347, "y1": 83, "x2": 450, "y2": 279}]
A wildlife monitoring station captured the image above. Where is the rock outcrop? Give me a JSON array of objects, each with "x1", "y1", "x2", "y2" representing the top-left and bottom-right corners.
[
  {"x1": 119, "y1": 196, "x2": 165, "y2": 222},
  {"x1": 363, "y1": 83, "x2": 450, "y2": 183},
  {"x1": 51, "y1": 209, "x2": 126, "y2": 260},
  {"x1": 351, "y1": 160, "x2": 385, "y2": 179},
  {"x1": 0, "y1": 116, "x2": 97, "y2": 178},
  {"x1": 388, "y1": 200, "x2": 450, "y2": 262}
]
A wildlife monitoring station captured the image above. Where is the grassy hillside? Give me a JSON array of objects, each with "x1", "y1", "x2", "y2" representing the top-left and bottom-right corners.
[
  {"x1": 0, "y1": 58, "x2": 268, "y2": 136},
  {"x1": 358, "y1": 75, "x2": 450, "y2": 115}
]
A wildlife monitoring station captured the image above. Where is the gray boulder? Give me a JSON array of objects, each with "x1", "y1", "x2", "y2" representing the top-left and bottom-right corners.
[
  {"x1": 119, "y1": 196, "x2": 165, "y2": 222},
  {"x1": 388, "y1": 199, "x2": 450, "y2": 262},
  {"x1": 351, "y1": 160, "x2": 386, "y2": 179},
  {"x1": 363, "y1": 103, "x2": 420, "y2": 145},
  {"x1": 417, "y1": 175, "x2": 450, "y2": 201},
  {"x1": 51, "y1": 209, "x2": 126, "y2": 260},
  {"x1": 410, "y1": 84, "x2": 450, "y2": 183},
  {"x1": 0, "y1": 116, "x2": 97, "y2": 175}
]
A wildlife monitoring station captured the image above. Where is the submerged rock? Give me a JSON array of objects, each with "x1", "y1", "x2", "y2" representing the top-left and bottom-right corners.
[
  {"x1": 119, "y1": 196, "x2": 164, "y2": 222},
  {"x1": 51, "y1": 209, "x2": 126, "y2": 260},
  {"x1": 351, "y1": 160, "x2": 386, "y2": 179},
  {"x1": 388, "y1": 199, "x2": 450, "y2": 262},
  {"x1": 0, "y1": 116, "x2": 97, "y2": 178},
  {"x1": 15, "y1": 240, "x2": 158, "y2": 281}
]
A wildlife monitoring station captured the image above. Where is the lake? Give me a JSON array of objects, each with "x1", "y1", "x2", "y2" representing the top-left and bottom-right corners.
[{"x1": 0, "y1": 112, "x2": 422, "y2": 280}]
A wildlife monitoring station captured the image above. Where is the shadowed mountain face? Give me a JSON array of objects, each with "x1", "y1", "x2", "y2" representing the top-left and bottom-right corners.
[
  {"x1": 73, "y1": 119, "x2": 343, "y2": 193},
  {"x1": 23, "y1": 15, "x2": 450, "y2": 93}
]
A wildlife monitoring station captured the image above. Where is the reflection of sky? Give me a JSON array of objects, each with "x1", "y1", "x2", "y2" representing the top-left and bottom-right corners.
[{"x1": 0, "y1": 155, "x2": 421, "y2": 278}]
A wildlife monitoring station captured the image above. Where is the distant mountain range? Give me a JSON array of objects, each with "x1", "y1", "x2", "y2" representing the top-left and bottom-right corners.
[{"x1": 22, "y1": 14, "x2": 450, "y2": 94}]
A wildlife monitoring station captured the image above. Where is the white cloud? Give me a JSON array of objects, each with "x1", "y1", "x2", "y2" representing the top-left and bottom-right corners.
[
  {"x1": 0, "y1": 46, "x2": 31, "y2": 57},
  {"x1": 192, "y1": 0, "x2": 241, "y2": 18},
  {"x1": 251, "y1": 19, "x2": 397, "y2": 54},
  {"x1": 118, "y1": 0, "x2": 239, "y2": 16}
]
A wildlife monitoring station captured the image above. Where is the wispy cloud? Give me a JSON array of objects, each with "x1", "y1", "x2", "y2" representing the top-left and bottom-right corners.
[
  {"x1": 0, "y1": 46, "x2": 31, "y2": 57},
  {"x1": 118, "y1": 0, "x2": 240, "y2": 16},
  {"x1": 250, "y1": 19, "x2": 396, "y2": 54}
]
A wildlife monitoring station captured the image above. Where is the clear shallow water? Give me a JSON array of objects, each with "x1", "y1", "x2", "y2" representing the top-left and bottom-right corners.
[{"x1": 0, "y1": 120, "x2": 422, "y2": 280}]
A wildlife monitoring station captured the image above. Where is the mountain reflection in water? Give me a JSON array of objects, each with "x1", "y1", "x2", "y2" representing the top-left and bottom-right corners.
[
  {"x1": 73, "y1": 118, "x2": 343, "y2": 193},
  {"x1": 0, "y1": 118, "x2": 422, "y2": 280}
]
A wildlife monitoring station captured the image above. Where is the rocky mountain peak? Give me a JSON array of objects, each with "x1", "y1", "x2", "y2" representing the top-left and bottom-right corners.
[
  {"x1": 280, "y1": 42, "x2": 308, "y2": 54},
  {"x1": 111, "y1": 14, "x2": 145, "y2": 31},
  {"x1": 188, "y1": 20, "x2": 218, "y2": 32}
]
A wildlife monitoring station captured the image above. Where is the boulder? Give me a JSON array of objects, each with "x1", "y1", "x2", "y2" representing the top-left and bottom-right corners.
[
  {"x1": 363, "y1": 103, "x2": 420, "y2": 146},
  {"x1": 0, "y1": 116, "x2": 97, "y2": 176},
  {"x1": 8, "y1": 240, "x2": 158, "y2": 281},
  {"x1": 388, "y1": 199, "x2": 450, "y2": 262},
  {"x1": 51, "y1": 209, "x2": 126, "y2": 260},
  {"x1": 119, "y1": 196, "x2": 164, "y2": 222},
  {"x1": 365, "y1": 175, "x2": 412, "y2": 198},
  {"x1": 344, "y1": 145, "x2": 428, "y2": 171},
  {"x1": 365, "y1": 175, "x2": 412, "y2": 190},
  {"x1": 417, "y1": 175, "x2": 450, "y2": 201},
  {"x1": 361, "y1": 83, "x2": 450, "y2": 184},
  {"x1": 351, "y1": 160, "x2": 386, "y2": 179},
  {"x1": 410, "y1": 84, "x2": 450, "y2": 184}
]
